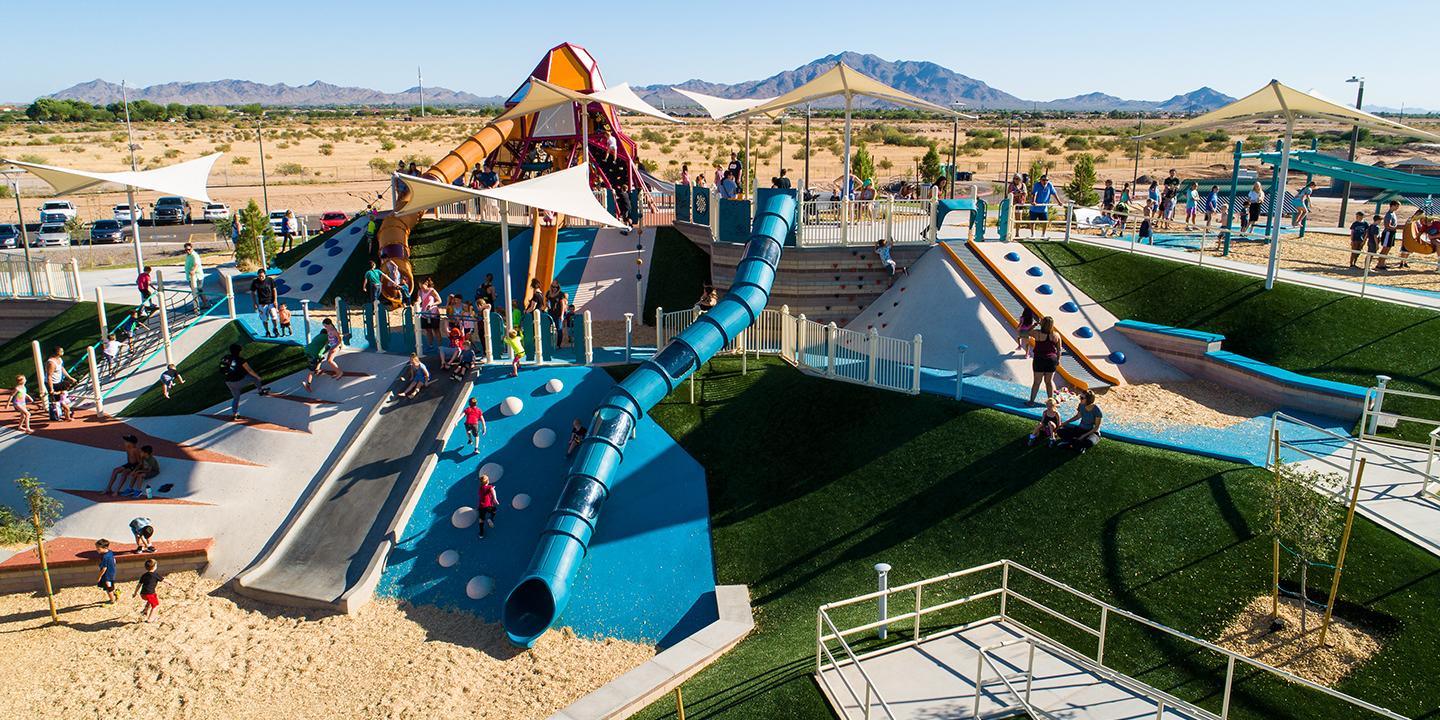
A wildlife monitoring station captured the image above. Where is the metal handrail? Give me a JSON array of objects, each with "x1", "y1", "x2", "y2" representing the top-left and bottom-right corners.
[
  {"x1": 817, "y1": 609, "x2": 898, "y2": 720},
  {"x1": 98, "y1": 298, "x2": 226, "y2": 403},
  {"x1": 974, "y1": 639, "x2": 1053, "y2": 720},
  {"x1": 1271, "y1": 411, "x2": 1438, "y2": 496}
]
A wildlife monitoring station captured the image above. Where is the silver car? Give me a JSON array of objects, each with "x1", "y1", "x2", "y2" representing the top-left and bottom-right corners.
[{"x1": 33, "y1": 222, "x2": 70, "y2": 247}]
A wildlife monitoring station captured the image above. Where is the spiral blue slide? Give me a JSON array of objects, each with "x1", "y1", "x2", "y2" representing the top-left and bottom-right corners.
[{"x1": 502, "y1": 189, "x2": 797, "y2": 647}]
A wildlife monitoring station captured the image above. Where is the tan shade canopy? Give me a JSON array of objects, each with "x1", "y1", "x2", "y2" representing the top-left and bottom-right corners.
[
  {"x1": 394, "y1": 163, "x2": 627, "y2": 228},
  {"x1": 1136, "y1": 80, "x2": 1440, "y2": 141},
  {"x1": 0, "y1": 153, "x2": 221, "y2": 202},
  {"x1": 725, "y1": 62, "x2": 977, "y2": 121},
  {"x1": 494, "y1": 78, "x2": 682, "y2": 124},
  {"x1": 671, "y1": 88, "x2": 775, "y2": 120}
]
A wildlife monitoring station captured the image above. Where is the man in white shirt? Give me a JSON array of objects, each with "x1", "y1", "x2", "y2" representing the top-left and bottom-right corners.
[{"x1": 184, "y1": 242, "x2": 207, "y2": 311}]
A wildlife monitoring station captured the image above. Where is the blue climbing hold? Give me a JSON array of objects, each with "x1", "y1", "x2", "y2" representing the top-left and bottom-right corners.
[
  {"x1": 1059, "y1": 301, "x2": 1079, "y2": 313},
  {"x1": 324, "y1": 237, "x2": 339, "y2": 247},
  {"x1": 348, "y1": 225, "x2": 360, "y2": 235},
  {"x1": 300, "y1": 259, "x2": 311, "y2": 267},
  {"x1": 1037, "y1": 284, "x2": 1053, "y2": 295},
  {"x1": 1075, "y1": 326, "x2": 1094, "y2": 339},
  {"x1": 1109, "y1": 351, "x2": 1127, "y2": 365},
  {"x1": 300, "y1": 282, "x2": 314, "y2": 292},
  {"x1": 327, "y1": 246, "x2": 344, "y2": 256},
  {"x1": 306, "y1": 264, "x2": 324, "y2": 275},
  {"x1": 1026, "y1": 266, "x2": 1044, "y2": 277},
  {"x1": 1004, "y1": 252, "x2": 1020, "y2": 262}
]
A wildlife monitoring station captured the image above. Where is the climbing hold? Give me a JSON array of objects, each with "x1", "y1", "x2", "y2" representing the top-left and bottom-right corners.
[
  {"x1": 867, "y1": 263, "x2": 873, "y2": 268},
  {"x1": 893, "y1": 302, "x2": 898, "y2": 307},
  {"x1": 325, "y1": 236, "x2": 340, "y2": 247},
  {"x1": 878, "y1": 312, "x2": 884, "y2": 317},
  {"x1": 466, "y1": 576, "x2": 494, "y2": 600},
  {"x1": 300, "y1": 283, "x2": 314, "y2": 292},
  {"x1": 1026, "y1": 266, "x2": 1044, "y2": 277},
  {"x1": 438, "y1": 550, "x2": 458, "y2": 567},
  {"x1": 900, "y1": 287, "x2": 906, "y2": 292},
  {"x1": 533, "y1": 428, "x2": 556, "y2": 448},
  {"x1": 1109, "y1": 351, "x2": 1127, "y2": 365},
  {"x1": 451, "y1": 507, "x2": 477, "y2": 528},
  {"x1": 347, "y1": 226, "x2": 360, "y2": 235},
  {"x1": 306, "y1": 264, "x2": 324, "y2": 275},
  {"x1": 479, "y1": 462, "x2": 504, "y2": 481},
  {"x1": 833, "y1": 264, "x2": 838, "y2": 269},
  {"x1": 1037, "y1": 284, "x2": 1053, "y2": 295},
  {"x1": 1059, "y1": 301, "x2": 1079, "y2": 313},
  {"x1": 300, "y1": 259, "x2": 311, "y2": 267},
  {"x1": 500, "y1": 397, "x2": 523, "y2": 416},
  {"x1": 881, "y1": 323, "x2": 887, "y2": 328},
  {"x1": 867, "y1": 325, "x2": 873, "y2": 330},
  {"x1": 327, "y1": 246, "x2": 344, "y2": 256},
  {"x1": 1004, "y1": 252, "x2": 1021, "y2": 262},
  {"x1": 841, "y1": 285, "x2": 846, "y2": 290},
  {"x1": 512, "y1": 493, "x2": 531, "y2": 510},
  {"x1": 834, "y1": 276, "x2": 840, "y2": 281},
  {"x1": 636, "y1": 243, "x2": 643, "y2": 251},
  {"x1": 545, "y1": 378, "x2": 564, "y2": 394},
  {"x1": 1075, "y1": 326, "x2": 1094, "y2": 339}
]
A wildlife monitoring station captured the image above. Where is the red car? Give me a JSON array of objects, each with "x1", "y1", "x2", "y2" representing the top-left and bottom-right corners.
[{"x1": 321, "y1": 212, "x2": 349, "y2": 230}]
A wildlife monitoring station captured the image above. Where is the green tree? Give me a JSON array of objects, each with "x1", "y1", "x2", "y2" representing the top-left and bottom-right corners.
[
  {"x1": 14, "y1": 474, "x2": 64, "y2": 623},
  {"x1": 850, "y1": 142, "x2": 875, "y2": 182},
  {"x1": 1028, "y1": 158, "x2": 1047, "y2": 186},
  {"x1": 1267, "y1": 463, "x2": 1346, "y2": 632},
  {"x1": 920, "y1": 145, "x2": 943, "y2": 185},
  {"x1": 234, "y1": 199, "x2": 276, "y2": 272},
  {"x1": 1064, "y1": 154, "x2": 1100, "y2": 206}
]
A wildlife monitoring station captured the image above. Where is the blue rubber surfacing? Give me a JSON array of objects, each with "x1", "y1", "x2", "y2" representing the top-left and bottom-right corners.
[
  {"x1": 375, "y1": 364, "x2": 716, "y2": 645},
  {"x1": 439, "y1": 227, "x2": 598, "y2": 310}
]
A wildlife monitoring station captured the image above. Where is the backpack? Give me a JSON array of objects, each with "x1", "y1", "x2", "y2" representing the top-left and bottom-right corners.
[{"x1": 219, "y1": 354, "x2": 239, "y2": 377}]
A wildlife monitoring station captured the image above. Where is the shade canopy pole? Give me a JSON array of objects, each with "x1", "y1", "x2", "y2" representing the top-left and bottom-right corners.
[
  {"x1": 842, "y1": 93, "x2": 853, "y2": 246},
  {"x1": 1265, "y1": 115, "x2": 1296, "y2": 290}
]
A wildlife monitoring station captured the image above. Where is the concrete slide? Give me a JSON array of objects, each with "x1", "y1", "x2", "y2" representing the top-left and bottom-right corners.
[
  {"x1": 377, "y1": 120, "x2": 520, "y2": 307},
  {"x1": 501, "y1": 189, "x2": 797, "y2": 647},
  {"x1": 234, "y1": 361, "x2": 469, "y2": 612}
]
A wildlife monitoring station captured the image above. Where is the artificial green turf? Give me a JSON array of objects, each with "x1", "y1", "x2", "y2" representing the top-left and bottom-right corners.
[
  {"x1": 0, "y1": 302, "x2": 134, "y2": 400},
  {"x1": 643, "y1": 226, "x2": 711, "y2": 325},
  {"x1": 625, "y1": 356, "x2": 1440, "y2": 720},
  {"x1": 1026, "y1": 241, "x2": 1440, "y2": 442},
  {"x1": 122, "y1": 321, "x2": 308, "y2": 417}
]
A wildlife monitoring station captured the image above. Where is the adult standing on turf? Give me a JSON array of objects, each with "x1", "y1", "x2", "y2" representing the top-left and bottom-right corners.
[
  {"x1": 1028, "y1": 174, "x2": 1060, "y2": 237},
  {"x1": 1057, "y1": 388, "x2": 1104, "y2": 453},
  {"x1": 363, "y1": 261, "x2": 385, "y2": 306},
  {"x1": 250, "y1": 269, "x2": 279, "y2": 337},
  {"x1": 184, "y1": 243, "x2": 208, "y2": 311},
  {"x1": 220, "y1": 343, "x2": 268, "y2": 421},
  {"x1": 1027, "y1": 316, "x2": 1063, "y2": 405}
]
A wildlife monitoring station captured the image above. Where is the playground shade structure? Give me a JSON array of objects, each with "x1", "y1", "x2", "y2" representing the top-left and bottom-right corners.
[{"x1": 501, "y1": 190, "x2": 797, "y2": 647}]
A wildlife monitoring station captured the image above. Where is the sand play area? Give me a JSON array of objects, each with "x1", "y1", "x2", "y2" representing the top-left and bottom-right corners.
[{"x1": 0, "y1": 572, "x2": 653, "y2": 720}]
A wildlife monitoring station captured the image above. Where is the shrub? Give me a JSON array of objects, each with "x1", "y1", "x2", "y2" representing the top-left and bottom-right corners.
[
  {"x1": 214, "y1": 143, "x2": 231, "y2": 153},
  {"x1": 1063, "y1": 154, "x2": 1099, "y2": 206},
  {"x1": 319, "y1": 143, "x2": 334, "y2": 156},
  {"x1": 1045, "y1": 146, "x2": 1062, "y2": 155},
  {"x1": 1019, "y1": 135, "x2": 1049, "y2": 150},
  {"x1": 1063, "y1": 136, "x2": 1090, "y2": 151},
  {"x1": 920, "y1": 145, "x2": 942, "y2": 184},
  {"x1": 274, "y1": 163, "x2": 305, "y2": 176},
  {"x1": 402, "y1": 154, "x2": 433, "y2": 167},
  {"x1": 639, "y1": 158, "x2": 658, "y2": 172},
  {"x1": 368, "y1": 157, "x2": 395, "y2": 173},
  {"x1": 380, "y1": 139, "x2": 396, "y2": 151},
  {"x1": 850, "y1": 143, "x2": 876, "y2": 181},
  {"x1": 878, "y1": 158, "x2": 893, "y2": 170},
  {"x1": 232, "y1": 156, "x2": 250, "y2": 165},
  {"x1": 164, "y1": 149, "x2": 181, "y2": 159}
]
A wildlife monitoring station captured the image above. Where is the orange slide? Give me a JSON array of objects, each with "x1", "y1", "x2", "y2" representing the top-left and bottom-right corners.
[
  {"x1": 526, "y1": 214, "x2": 563, "y2": 302},
  {"x1": 376, "y1": 119, "x2": 520, "y2": 307}
]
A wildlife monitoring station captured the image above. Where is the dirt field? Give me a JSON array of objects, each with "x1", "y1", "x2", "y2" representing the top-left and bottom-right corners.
[{"x1": 0, "y1": 572, "x2": 653, "y2": 720}]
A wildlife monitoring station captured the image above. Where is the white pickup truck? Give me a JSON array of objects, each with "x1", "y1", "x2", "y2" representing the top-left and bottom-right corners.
[
  {"x1": 38, "y1": 200, "x2": 77, "y2": 224},
  {"x1": 114, "y1": 203, "x2": 146, "y2": 224}
]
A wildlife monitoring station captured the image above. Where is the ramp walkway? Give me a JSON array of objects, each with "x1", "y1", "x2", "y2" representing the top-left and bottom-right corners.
[{"x1": 234, "y1": 359, "x2": 469, "y2": 612}]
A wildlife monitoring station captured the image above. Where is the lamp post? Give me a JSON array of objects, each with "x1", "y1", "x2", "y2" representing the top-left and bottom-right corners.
[
  {"x1": 949, "y1": 102, "x2": 965, "y2": 199},
  {"x1": 121, "y1": 80, "x2": 144, "y2": 272},
  {"x1": 0, "y1": 169, "x2": 37, "y2": 293},
  {"x1": 1338, "y1": 77, "x2": 1365, "y2": 227},
  {"x1": 256, "y1": 115, "x2": 271, "y2": 270},
  {"x1": 804, "y1": 104, "x2": 811, "y2": 195}
]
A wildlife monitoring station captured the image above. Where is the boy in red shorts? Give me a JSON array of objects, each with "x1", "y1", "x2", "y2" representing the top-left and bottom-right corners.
[{"x1": 134, "y1": 557, "x2": 176, "y2": 623}]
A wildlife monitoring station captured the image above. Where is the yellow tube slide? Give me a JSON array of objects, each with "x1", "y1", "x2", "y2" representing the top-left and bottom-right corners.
[{"x1": 377, "y1": 119, "x2": 519, "y2": 307}]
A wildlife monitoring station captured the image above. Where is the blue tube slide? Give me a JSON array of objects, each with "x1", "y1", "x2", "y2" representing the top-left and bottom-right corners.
[{"x1": 503, "y1": 190, "x2": 797, "y2": 647}]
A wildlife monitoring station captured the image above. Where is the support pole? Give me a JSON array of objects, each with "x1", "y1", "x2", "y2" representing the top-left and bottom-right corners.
[
  {"x1": 500, "y1": 202, "x2": 513, "y2": 332},
  {"x1": 655, "y1": 307, "x2": 663, "y2": 348},
  {"x1": 1272, "y1": 429, "x2": 1282, "y2": 620},
  {"x1": 301, "y1": 300, "x2": 312, "y2": 342},
  {"x1": 875, "y1": 563, "x2": 891, "y2": 640},
  {"x1": 31, "y1": 341, "x2": 48, "y2": 414},
  {"x1": 1319, "y1": 458, "x2": 1367, "y2": 647},
  {"x1": 532, "y1": 309, "x2": 545, "y2": 365},
  {"x1": 1225, "y1": 141, "x2": 1242, "y2": 233},
  {"x1": 624, "y1": 313, "x2": 633, "y2": 364},
  {"x1": 86, "y1": 347, "x2": 104, "y2": 418},
  {"x1": 155, "y1": 270, "x2": 173, "y2": 367},
  {"x1": 33, "y1": 509, "x2": 59, "y2": 625},
  {"x1": 583, "y1": 310, "x2": 593, "y2": 366},
  {"x1": 1265, "y1": 119, "x2": 1295, "y2": 291},
  {"x1": 95, "y1": 286, "x2": 108, "y2": 339},
  {"x1": 222, "y1": 272, "x2": 236, "y2": 320},
  {"x1": 842, "y1": 95, "x2": 853, "y2": 247},
  {"x1": 955, "y1": 344, "x2": 967, "y2": 401}
]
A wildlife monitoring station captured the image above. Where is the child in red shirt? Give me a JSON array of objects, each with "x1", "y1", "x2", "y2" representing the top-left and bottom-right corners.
[
  {"x1": 460, "y1": 397, "x2": 485, "y2": 451},
  {"x1": 477, "y1": 473, "x2": 498, "y2": 538}
]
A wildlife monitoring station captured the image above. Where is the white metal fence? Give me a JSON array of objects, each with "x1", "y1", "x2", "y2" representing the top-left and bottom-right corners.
[
  {"x1": 0, "y1": 255, "x2": 81, "y2": 300},
  {"x1": 796, "y1": 198, "x2": 935, "y2": 248},
  {"x1": 656, "y1": 305, "x2": 922, "y2": 395},
  {"x1": 816, "y1": 559, "x2": 1411, "y2": 720}
]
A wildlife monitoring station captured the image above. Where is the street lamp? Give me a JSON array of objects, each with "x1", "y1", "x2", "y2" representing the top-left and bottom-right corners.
[
  {"x1": 949, "y1": 102, "x2": 965, "y2": 199},
  {"x1": 1338, "y1": 77, "x2": 1365, "y2": 227},
  {"x1": 0, "y1": 168, "x2": 37, "y2": 293},
  {"x1": 121, "y1": 80, "x2": 144, "y2": 272}
]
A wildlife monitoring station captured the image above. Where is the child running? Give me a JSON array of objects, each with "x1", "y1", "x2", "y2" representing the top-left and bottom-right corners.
[
  {"x1": 133, "y1": 558, "x2": 177, "y2": 623},
  {"x1": 476, "y1": 473, "x2": 498, "y2": 539},
  {"x1": 460, "y1": 397, "x2": 486, "y2": 451},
  {"x1": 9, "y1": 375, "x2": 31, "y2": 433},
  {"x1": 399, "y1": 353, "x2": 430, "y2": 399},
  {"x1": 503, "y1": 329, "x2": 525, "y2": 378},
  {"x1": 159, "y1": 364, "x2": 185, "y2": 399},
  {"x1": 95, "y1": 539, "x2": 119, "y2": 606},
  {"x1": 302, "y1": 319, "x2": 345, "y2": 393},
  {"x1": 1028, "y1": 398, "x2": 1063, "y2": 447}
]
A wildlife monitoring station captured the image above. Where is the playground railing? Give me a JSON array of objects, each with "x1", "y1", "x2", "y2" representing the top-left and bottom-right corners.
[
  {"x1": 796, "y1": 197, "x2": 936, "y2": 248},
  {"x1": 1269, "y1": 410, "x2": 1440, "y2": 502},
  {"x1": 1358, "y1": 385, "x2": 1440, "y2": 499},
  {"x1": 0, "y1": 255, "x2": 82, "y2": 300},
  {"x1": 817, "y1": 559, "x2": 1410, "y2": 720}
]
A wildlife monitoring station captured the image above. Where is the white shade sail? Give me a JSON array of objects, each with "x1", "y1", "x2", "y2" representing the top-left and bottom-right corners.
[
  {"x1": 1135, "y1": 80, "x2": 1440, "y2": 141},
  {"x1": 0, "y1": 153, "x2": 221, "y2": 202},
  {"x1": 671, "y1": 88, "x2": 775, "y2": 120},
  {"x1": 395, "y1": 163, "x2": 626, "y2": 228},
  {"x1": 494, "y1": 78, "x2": 682, "y2": 124},
  {"x1": 725, "y1": 63, "x2": 976, "y2": 121}
]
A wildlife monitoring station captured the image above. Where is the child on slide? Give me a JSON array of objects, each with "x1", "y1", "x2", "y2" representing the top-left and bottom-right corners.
[
  {"x1": 399, "y1": 353, "x2": 430, "y2": 399},
  {"x1": 1015, "y1": 307, "x2": 1038, "y2": 358},
  {"x1": 1028, "y1": 398, "x2": 1062, "y2": 447}
]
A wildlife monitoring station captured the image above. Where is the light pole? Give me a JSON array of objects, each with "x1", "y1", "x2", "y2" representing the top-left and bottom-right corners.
[
  {"x1": 804, "y1": 104, "x2": 811, "y2": 194},
  {"x1": 949, "y1": 102, "x2": 965, "y2": 199},
  {"x1": 0, "y1": 169, "x2": 37, "y2": 293},
  {"x1": 121, "y1": 81, "x2": 144, "y2": 271},
  {"x1": 779, "y1": 114, "x2": 786, "y2": 182},
  {"x1": 256, "y1": 114, "x2": 271, "y2": 271},
  {"x1": 1338, "y1": 77, "x2": 1365, "y2": 227}
]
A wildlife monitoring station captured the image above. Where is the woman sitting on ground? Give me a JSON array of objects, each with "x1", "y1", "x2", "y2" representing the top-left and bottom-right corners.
[{"x1": 1057, "y1": 389, "x2": 1103, "y2": 453}]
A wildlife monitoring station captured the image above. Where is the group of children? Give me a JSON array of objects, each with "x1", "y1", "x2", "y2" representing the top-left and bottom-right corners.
[
  {"x1": 104, "y1": 434, "x2": 161, "y2": 497},
  {"x1": 94, "y1": 535, "x2": 176, "y2": 624},
  {"x1": 1348, "y1": 201, "x2": 1412, "y2": 271}
]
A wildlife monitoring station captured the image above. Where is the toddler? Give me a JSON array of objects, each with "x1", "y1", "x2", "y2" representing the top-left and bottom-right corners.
[{"x1": 1028, "y1": 398, "x2": 1062, "y2": 447}]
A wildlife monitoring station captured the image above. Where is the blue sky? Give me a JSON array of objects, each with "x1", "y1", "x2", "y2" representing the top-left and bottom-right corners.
[{"x1": 4, "y1": 0, "x2": 1435, "y2": 111}]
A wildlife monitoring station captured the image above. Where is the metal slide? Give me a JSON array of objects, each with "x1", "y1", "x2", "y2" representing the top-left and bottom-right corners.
[
  {"x1": 377, "y1": 120, "x2": 520, "y2": 307},
  {"x1": 501, "y1": 190, "x2": 797, "y2": 647}
]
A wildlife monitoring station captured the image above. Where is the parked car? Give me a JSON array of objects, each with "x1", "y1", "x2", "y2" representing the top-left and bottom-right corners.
[
  {"x1": 114, "y1": 203, "x2": 145, "y2": 224},
  {"x1": 33, "y1": 223, "x2": 70, "y2": 247},
  {"x1": 0, "y1": 224, "x2": 19, "y2": 249},
  {"x1": 321, "y1": 211, "x2": 348, "y2": 230},
  {"x1": 203, "y1": 203, "x2": 231, "y2": 221},
  {"x1": 269, "y1": 210, "x2": 292, "y2": 234},
  {"x1": 89, "y1": 219, "x2": 125, "y2": 244},
  {"x1": 38, "y1": 200, "x2": 77, "y2": 224},
  {"x1": 152, "y1": 196, "x2": 192, "y2": 225}
]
